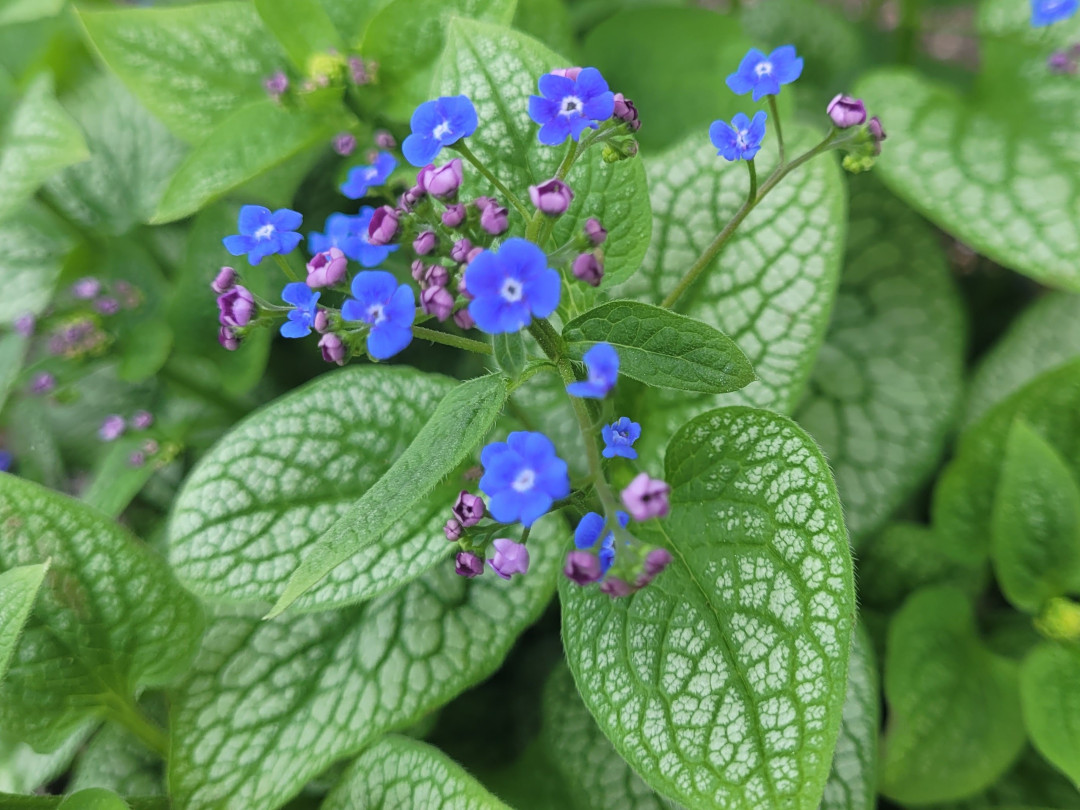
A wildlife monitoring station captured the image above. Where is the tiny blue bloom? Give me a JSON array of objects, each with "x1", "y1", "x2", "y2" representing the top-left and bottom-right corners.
[
  {"x1": 574, "y1": 510, "x2": 630, "y2": 575},
  {"x1": 602, "y1": 417, "x2": 642, "y2": 460},
  {"x1": 402, "y1": 95, "x2": 478, "y2": 167},
  {"x1": 280, "y1": 282, "x2": 320, "y2": 339},
  {"x1": 340, "y1": 270, "x2": 415, "y2": 360},
  {"x1": 308, "y1": 208, "x2": 398, "y2": 267},
  {"x1": 709, "y1": 111, "x2": 768, "y2": 162},
  {"x1": 1031, "y1": 0, "x2": 1078, "y2": 25},
  {"x1": 341, "y1": 152, "x2": 398, "y2": 199},
  {"x1": 465, "y1": 238, "x2": 561, "y2": 334},
  {"x1": 566, "y1": 342, "x2": 619, "y2": 399},
  {"x1": 479, "y1": 431, "x2": 571, "y2": 527},
  {"x1": 528, "y1": 68, "x2": 615, "y2": 146},
  {"x1": 223, "y1": 205, "x2": 303, "y2": 265},
  {"x1": 726, "y1": 46, "x2": 804, "y2": 101},
  {"x1": 0, "y1": 449, "x2": 12, "y2": 472}
]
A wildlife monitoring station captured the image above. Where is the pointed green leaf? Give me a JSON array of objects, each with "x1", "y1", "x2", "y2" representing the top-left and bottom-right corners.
[
  {"x1": 323, "y1": 736, "x2": 511, "y2": 809},
  {"x1": 821, "y1": 624, "x2": 878, "y2": 810},
  {"x1": 169, "y1": 367, "x2": 461, "y2": 611},
  {"x1": 795, "y1": 177, "x2": 965, "y2": 544},
  {"x1": 69, "y1": 724, "x2": 163, "y2": 797},
  {"x1": 880, "y1": 586, "x2": 1025, "y2": 804},
  {"x1": 1020, "y1": 643, "x2": 1080, "y2": 789},
  {"x1": 0, "y1": 561, "x2": 48, "y2": 682},
  {"x1": 254, "y1": 0, "x2": 342, "y2": 72},
  {"x1": 267, "y1": 372, "x2": 509, "y2": 617},
  {"x1": 493, "y1": 331, "x2": 528, "y2": 381},
  {"x1": 170, "y1": 521, "x2": 560, "y2": 810},
  {"x1": 0, "y1": 724, "x2": 94, "y2": 794},
  {"x1": 561, "y1": 406, "x2": 855, "y2": 810},
  {"x1": 563, "y1": 300, "x2": 755, "y2": 394},
  {"x1": 0, "y1": 203, "x2": 73, "y2": 327},
  {"x1": 318, "y1": 0, "x2": 390, "y2": 46},
  {"x1": 431, "y1": 18, "x2": 651, "y2": 290},
  {"x1": 0, "y1": 475, "x2": 204, "y2": 751}
]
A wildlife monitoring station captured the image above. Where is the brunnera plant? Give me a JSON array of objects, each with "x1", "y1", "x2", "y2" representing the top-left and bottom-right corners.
[{"x1": 1, "y1": 0, "x2": 1080, "y2": 809}]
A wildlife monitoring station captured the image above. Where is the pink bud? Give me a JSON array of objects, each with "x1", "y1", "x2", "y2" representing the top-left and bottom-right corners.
[
  {"x1": 211, "y1": 266, "x2": 237, "y2": 294},
  {"x1": 826, "y1": 94, "x2": 867, "y2": 128},
  {"x1": 306, "y1": 247, "x2": 348, "y2": 288},
  {"x1": 572, "y1": 253, "x2": 604, "y2": 287},
  {"x1": 529, "y1": 177, "x2": 574, "y2": 216},
  {"x1": 488, "y1": 538, "x2": 529, "y2": 579},
  {"x1": 367, "y1": 205, "x2": 400, "y2": 245},
  {"x1": 421, "y1": 285, "x2": 455, "y2": 322},
  {"x1": 453, "y1": 308, "x2": 475, "y2": 330},
  {"x1": 413, "y1": 231, "x2": 438, "y2": 256},
  {"x1": 620, "y1": 473, "x2": 671, "y2": 521},
  {"x1": 318, "y1": 332, "x2": 347, "y2": 365}
]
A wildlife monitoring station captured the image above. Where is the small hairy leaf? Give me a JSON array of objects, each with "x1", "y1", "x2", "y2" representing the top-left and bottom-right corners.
[
  {"x1": 493, "y1": 331, "x2": 528, "y2": 381},
  {"x1": 323, "y1": 736, "x2": 511, "y2": 809},
  {"x1": 1020, "y1": 643, "x2": 1080, "y2": 789},
  {"x1": 267, "y1": 372, "x2": 509, "y2": 617},
  {"x1": 561, "y1": 406, "x2": 854, "y2": 810},
  {"x1": 170, "y1": 522, "x2": 559, "y2": 810},
  {"x1": 563, "y1": 300, "x2": 755, "y2": 394},
  {"x1": 991, "y1": 421, "x2": 1080, "y2": 613},
  {"x1": 821, "y1": 624, "x2": 878, "y2": 810},
  {"x1": 0, "y1": 562, "x2": 48, "y2": 682},
  {"x1": 254, "y1": 0, "x2": 342, "y2": 71},
  {"x1": 880, "y1": 586, "x2": 1025, "y2": 803}
]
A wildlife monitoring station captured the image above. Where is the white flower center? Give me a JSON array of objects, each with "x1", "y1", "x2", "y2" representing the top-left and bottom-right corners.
[
  {"x1": 367, "y1": 303, "x2": 386, "y2": 325},
  {"x1": 364, "y1": 167, "x2": 378, "y2": 181},
  {"x1": 432, "y1": 120, "x2": 452, "y2": 140},
  {"x1": 512, "y1": 468, "x2": 536, "y2": 492},
  {"x1": 500, "y1": 278, "x2": 524, "y2": 303},
  {"x1": 754, "y1": 61, "x2": 773, "y2": 77},
  {"x1": 736, "y1": 128, "x2": 750, "y2": 149},
  {"x1": 559, "y1": 95, "x2": 583, "y2": 116},
  {"x1": 254, "y1": 224, "x2": 276, "y2": 241}
]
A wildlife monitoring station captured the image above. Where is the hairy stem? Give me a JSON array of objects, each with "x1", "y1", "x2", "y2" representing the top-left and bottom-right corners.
[
  {"x1": 768, "y1": 95, "x2": 785, "y2": 166},
  {"x1": 451, "y1": 141, "x2": 532, "y2": 220},
  {"x1": 273, "y1": 254, "x2": 302, "y2": 283},
  {"x1": 412, "y1": 325, "x2": 493, "y2": 355}
]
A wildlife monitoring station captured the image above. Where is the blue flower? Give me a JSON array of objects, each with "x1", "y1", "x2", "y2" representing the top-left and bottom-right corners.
[
  {"x1": 308, "y1": 209, "x2": 398, "y2": 267},
  {"x1": 223, "y1": 206, "x2": 303, "y2": 265},
  {"x1": 480, "y1": 431, "x2": 570, "y2": 527},
  {"x1": 709, "y1": 111, "x2": 768, "y2": 162},
  {"x1": 280, "y1": 283, "x2": 320, "y2": 339},
  {"x1": 566, "y1": 343, "x2": 619, "y2": 399},
  {"x1": 465, "y1": 238, "x2": 561, "y2": 334},
  {"x1": 574, "y1": 510, "x2": 630, "y2": 575},
  {"x1": 341, "y1": 152, "x2": 398, "y2": 199},
  {"x1": 725, "y1": 46, "x2": 804, "y2": 101},
  {"x1": 528, "y1": 68, "x2": 615, "y2": 146},
  {"x1": 602, "y1": 417, "x2": 642, "y2": 460},
  {"x1": 1032, "y1": 0, "x2": 1078, "y2": 25},
  {"x1": 402, "y1": 96, "x2": 478, "y2": 167},
  {"x1": 340, "y1": 271, "x2": 414, "y2": 360}
]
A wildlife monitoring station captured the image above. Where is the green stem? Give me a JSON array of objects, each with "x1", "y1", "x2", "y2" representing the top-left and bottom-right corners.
[
  {"x1": 527, "y1": 319, "x2": 564, "y2": 359},
  {"x1": 451, "y1": 141, "x2": 531, "y2": 220},
  {"x1": 747, "y1": 158, "x2": 758, "y2": 200},
  {"x1": 104, "y1": 696, "x2": 169, "y2": 759},
  {"x1": 555, "y1": 355, "x2": 620, "y2": 515},
  {"x1": 274, "y1": 254, "x2": 302, "y2": 283},
  {"x1": 412, "y1": 325, "x2": 493, "y2": 355},
  {"x1": 767, "y1": 95, "x2": 785, "y2": 165}
]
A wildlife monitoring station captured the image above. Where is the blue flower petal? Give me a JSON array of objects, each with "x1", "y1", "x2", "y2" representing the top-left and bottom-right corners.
[
  {"x1": 367, "y1": 322, "x2": 412, "y2": 360},
  {"x1": 238, "y1": 205, "x2": 271, "y2": 234},
  {"x1": 403, "y1": 133, "x2": 440, "y2": 167}
]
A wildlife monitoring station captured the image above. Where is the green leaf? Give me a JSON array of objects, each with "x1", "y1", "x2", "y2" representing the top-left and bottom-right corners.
[
  {"x1": 0, "y1": 794, "x2": 166, "y2": 810},
  {"x1": 78, "y1": 2, "x2": 286, "y2": 143},
  {"x1": 0, "y1": 72, "x2": 87, "y2": 222},
  {"x1": 266, "y1": 371, "x2": 509, "y2": 617},
  {"x1": 1020, "y1": 643, "x2": 1080, "y2": 789},
  {"x1": 0, "y1": 724, "x2": 93, "y2": 794},
  {"x1": 0, "y1": 331, "x2": 28, "y2": 416},
  {"x1": 323, "y1": 736, "x2": 511, "y2": 809},
  {"x1": 169, "y1": 366, "x2": 461, "y2": 610},
  {"x1": 170, "y1": 521, "x2": 560, "y2": 810},
  {"x1": 0, "y1": 0, "x2": 65, "y2": 26},
  {"x1": 69, "y1": 724, "x2": 163, "y2": 797},
  {"x1": 431, "y1": 18, "x2": 652, "y2": 290},
  {"x1": 992, "y1": 421, "x2": 1080, "y2": 614},
  {"x1": 821, "y1": 624, "x2": 878, "y2": 810},
  {"x1": 0, "y1": 474, "x2": 204, "y2": 751},
  {"x1": 513, "y1": 0, "x2": 572, "y2": 55},
  {"x1": 80, "y1": 437, "x2": 160, "y2": 519},
  {"x1": 57, "y1": 788, "x2": 130, "y2": 810},
  {"x1": 561, "y1": 406, "x2": 855, "y2": 810},
  {"x1": 492, "y1": 331, "x2": 528, "y2": 381},
  {"x1": 563, "y1": 300, "x2": 755, "y2": 394},
  {"x1": 795, "y1": 176, "x2": 965, "y2": 544},
  {"x1": 855, "y1": 0, "x2": 1080, "y2": 290},
  {"x1": 613, "y1": 126, "x2": 845, "y2": 462},
  {"x1": 966, "y1": 293, "x2": 1080, "y2": 428},
  {"x1": 254, "y1": 0, "x2": 342, "y2": 72},
  {"x1": 880, "y1": 586, "x2": 1025, "y2": 804},
  {"x1": 318, "y1": 0, "x2": 390, "y2": 46},
  {"x1": 43, "y1": 75, "x2": 186, "y2": 236},
  {"x1": 541, "y1": 662, "x2": 668, "y2": 810},
  {"x1": 0, "y1": 561, "x2": 48, "y2": 682}
]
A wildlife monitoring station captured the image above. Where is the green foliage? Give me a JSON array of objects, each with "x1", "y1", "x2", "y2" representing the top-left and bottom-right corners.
[
  {"x1": 0, "y1": 562, "x2": 48, "y2": 682},
  {"x1": 254, "y1": 0, "x2": 342, "y2": 73},
  {"x1": 821, "y1": 625, "x2": 878, "y2": 810},
  {"x1": 1020, "y1": 643, "x2": 1080, "y2": 789},
  {"x1": 493, "y1": 331, "x2": 528, "y2": 381},
  {"x1": 68, "y1": 725, "x2": 162, "y2": 797}
]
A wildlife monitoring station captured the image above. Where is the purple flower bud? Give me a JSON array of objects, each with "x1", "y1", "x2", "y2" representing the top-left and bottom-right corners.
[
  {"x1": 456, "y1": 550, "x2": 485, "y2": 578},
  {"x1": 551, "y1": 67, "x2": 583, "y2": 80},
  {"x1": 452, "y1": 490, "x2": 485, "y2": 527},
  {"x1": 218, "y1": 325, "x2": 240, "y2": 351},
  {"x1": 314, "y1": 309, "x2": 330, "y2": 333},
  {"x1": 318, "y1": 332, "x2": 348, "y2": 366},
  {"x1": 480, "y1": 202, "x2": 509, "y2": 235},
  {"x1": 217, "y1": 285, "x2": 255, "y2": 327},
  {"x1": 211, "y1": 266, "x2": 237, "y2": 294},
  {"x1": 367, "y1": 205, "x2": 400, "y2": 245},
  {"x1": 131, "y1": 410, "x2": 153, "y2": 430},
  {"x1": 445, "y1": 519, "x2": 463, "y2": 542},
  {"x1": 621, "y1": 472, "x2": 671, "y2": 521},
  {"x1": 457, "y1": 273, "x2": 472, "y2": 300},
  {"x1": 473, "y1": 196, "x2": 496, "y2": 212},
  {"x1": 572, "y1": 252, "x2": 604, "y2": 287},
  {"x1": 421, "y1": 285, "x2": 455, "y2": 322},
  {"x1": 417, "y1": 158, "x2": 463, "y2": 199},
  {"x1": 143, "y1": 439, "x2": 159, "y2": 455},
  {"x1": 599, "y1": 577, "x2": 635, "y2": 598},
  {"x1": 867, "y1": 116, "x2": 887, "y2": 155},
  {"x1": 488, "y1": 538, "x2": 529, "y2": 580},
  {"x1": 400, "y1": 186, "x2": 425, "y2": 212},
  {"x1": 411, "y1": 260, "x2": 429, "y2": 283},
  {"x1": 1047, "y1": 51, "x2": 1076, "y2": 73},
  {"x1": 128, "y1": 451, "x2": 146, "y2": 468},
  {"x1": 450, "y1": 238, "x2": 473, "y2": 264},
  {"x1": 453, "y1": 308, "x2": 475, "y2": 330},
  {"x1": 348, "y1": 56, "x2": 370, "y2": 85},
  {"x1": 333, "y1": 132, "x2": 357, "y2": 156},
  {"x1": 637, "y1": 547, "x2": 673, "y2": 587},
  {"x1": 306, "y1": 247, "x2": 348, "y2": 288},
  {"x1": 94, "y1": 297, "x2": 120, "y2": 316},
  {"x1": 584, "y1": 218, "x2": 607, "y2": 246},
  {"x1": 72, "y1": 277, "x2": 100, "y2": 300},
  {"x1": 826, "y1": 94, "x2": 867, "y2": 128},
  {"x1": 423, "y1": 265, "x2": 449, "y2": 289},
  {"x1": 442, "y1": 203, "x2": 466, "y2": 228},
  {"x1": 375, "y1": 130, "x2": 396, "y2": 150},
  {"x1": 564, "y1": 550, "x2": 602, "y2": 585},
  {"x1": 99, "y1": 414, "x2": 125, "y2": 442},
  {"x1": 466, "y1": 246, "x2": 484, "y2": 263},
  {"x1": 413, "y1": 230, "x2": 438, "y2": 256},
  {"x1": 529, "y1": 178, "x2": 574, "y2": 216},
  {"x1": 264, "y1": 70, "x2": 289, "y2": 99},
  {"x1": 613, "y1": 92, "x2": 641, "y2": 131},
  {"x1": 30, "y1": 372, "x2": 55, "y2": 395},
  {"x1": 13, "y1": 312, "x2": 34, "y2": 337}
]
